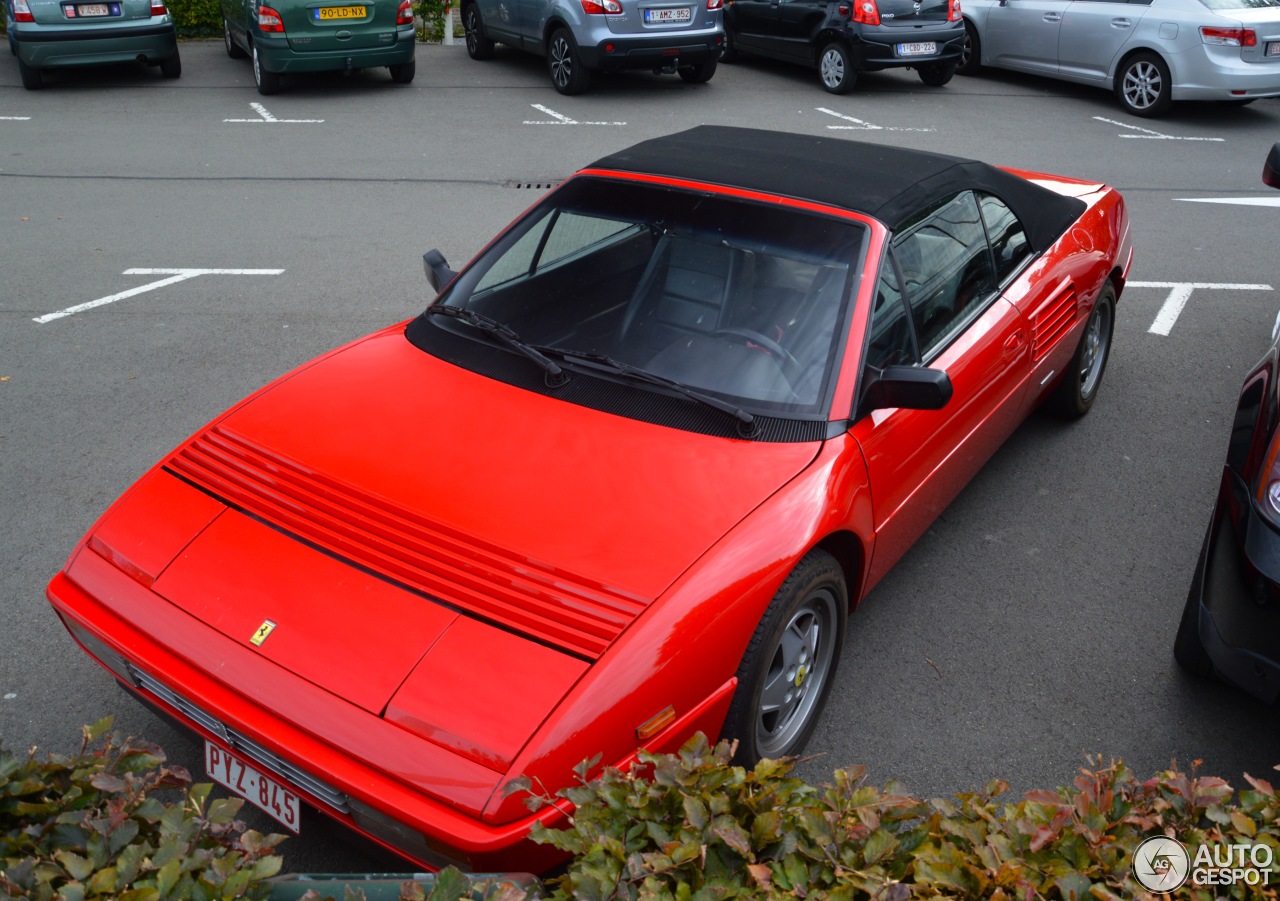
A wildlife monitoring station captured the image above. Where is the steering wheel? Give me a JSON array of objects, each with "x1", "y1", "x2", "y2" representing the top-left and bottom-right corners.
[{"x1": 713, "y1": 327, "x2": 801, "y2": 371}]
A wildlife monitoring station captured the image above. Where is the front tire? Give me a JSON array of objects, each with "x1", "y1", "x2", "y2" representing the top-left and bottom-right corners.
[
  {"x1": 917, "y1": 60, "x2": 956, "y2": 87},
  {"x1": 224, "y1": 16, "x2": 247, "y2": 58},
  {"x1": 1049, "y1": 283, "x2": 1114, "y2": 419},
  {"x1": 253, "y1": 43, "x2": 281, "y2": 95},
  {"x1": 678, "y1": 56, "x2": 717, "y2": 83},
  {"x1": 722, "y1": 549, "x2": 847, "y2": 763},
  {"x1": 389, "y1": 59, "x2": 415, "y2": 83},
  {"x1": 547, "y1": 27, "x2": 591, "y2": 95},
  {"x1": 18, "y1": 57, "x2": 42, "y2": 89},
  {"x1": 1115, "y1": 51, "x2": 1172, "y2": 118},
  {"x1": 463, "y1": 2, "x2": 495, "y2": 60},
  {"x1": 818, "y1": 41, "x2": 855, "y2": 94},
  {"x1": 957, "y1": 19, "x2": 980, "y2": 75},
  {"x1": 721, "y1": 27, "x2": 739, "y2": 62}
]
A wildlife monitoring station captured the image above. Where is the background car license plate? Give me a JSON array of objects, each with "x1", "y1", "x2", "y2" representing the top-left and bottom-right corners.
[
  {"x1": 897, "y1": 41, "x2": 937, "y2": 56},
  {"x1": 644, "y1": 7, "x2": 691, "y2": 22},
  {"x1": 205, "y1": 742, "x2": 301, "y2": 833},
  {"x1": 314, "y1": 5, "x2": 365, "y2": 19},
  {"x1": 1268, "y1": 41, "x2": 1280, "y2": 56},
  {"x1": 73, "y1": 3, "x2": 114, "y2": 15}
]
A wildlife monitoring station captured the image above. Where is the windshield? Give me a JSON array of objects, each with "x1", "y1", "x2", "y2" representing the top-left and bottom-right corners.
[{"x1": 430, "y1": 176, "x2": 868, "y2": 419}]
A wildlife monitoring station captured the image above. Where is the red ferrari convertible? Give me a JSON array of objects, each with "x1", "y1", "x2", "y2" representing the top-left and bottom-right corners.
[{"x1": 47, "y1": 126, "x2": 1131, "y2": 871}]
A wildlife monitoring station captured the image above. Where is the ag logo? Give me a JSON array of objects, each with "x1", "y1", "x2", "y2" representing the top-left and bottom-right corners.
[
  {"x1": 1132, "y1": 835, "x2": 1190, "y2": 893},
  {"x1": 249, "y1": 619, "x2": 277, "y2": 647}
]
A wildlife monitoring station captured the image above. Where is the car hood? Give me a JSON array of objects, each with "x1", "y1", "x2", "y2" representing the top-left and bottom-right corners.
[{"x1": 136, "y1": 327, "x2": 820, "y2": 766}]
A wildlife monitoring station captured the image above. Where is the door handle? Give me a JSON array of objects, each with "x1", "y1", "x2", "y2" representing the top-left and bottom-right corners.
[
  {"x1": 1043, "y1": 12, "x2": 1061, "y2": 21},
  {"x1": 1004, "y1": 330, "x2": 1025, "y2": 353},
  {"x1": 1110, "y1": 16, "x2": 1131, "y2": 25}
]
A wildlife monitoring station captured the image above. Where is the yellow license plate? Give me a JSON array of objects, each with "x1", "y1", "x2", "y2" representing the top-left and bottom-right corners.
[{"x1": 315, "y1": 5, "x2": 365, "y2": 19}]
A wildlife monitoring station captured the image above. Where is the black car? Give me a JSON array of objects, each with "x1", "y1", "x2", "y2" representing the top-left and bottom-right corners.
[
  {"x1": 721, "y1": 0, "x2": 964, "y2": 93},
  {"x1": 1176, "y1": 141, "x2": 1280, "y2": 698}
]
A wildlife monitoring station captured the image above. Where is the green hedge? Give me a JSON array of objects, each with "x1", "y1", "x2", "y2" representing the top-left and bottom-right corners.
[{"x1": 7, "y1": 722, "x2": 1280, "y2": 900}]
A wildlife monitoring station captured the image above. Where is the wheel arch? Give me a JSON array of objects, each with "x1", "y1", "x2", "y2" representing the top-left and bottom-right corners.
[
  {"x1": 1107, "y1": 45, "x2": 1168, "y2": 90},
  {"x1": 812, "y1": 530, "x2": 867, "y2": 612}
]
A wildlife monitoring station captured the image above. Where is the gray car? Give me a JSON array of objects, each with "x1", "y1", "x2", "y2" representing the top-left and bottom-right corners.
[
  {"x1": 958, "y1": 0, "x2": 1280, "y2": 116},
  {"x1": 462, "y1": 0, "x2": 724, "y2": 94}
]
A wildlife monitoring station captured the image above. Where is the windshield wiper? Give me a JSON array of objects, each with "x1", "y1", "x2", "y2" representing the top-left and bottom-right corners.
[
  {"x1": 544, "y1": 348, "x2": 755, "y2": 432},
  {"x1": 426, "y1": 305, "x2": 565, "y2": 383}
]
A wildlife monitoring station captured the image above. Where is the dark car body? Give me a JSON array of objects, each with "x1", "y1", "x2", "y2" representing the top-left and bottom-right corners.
[
  {"x1": 1176, "y1": 144, "x2": 1280, "y2": 697},
  {"x1": 5, "y1": 0, "x2": 179, "y2": 89},
  {"x1": 722, "y1": 0, "x2": 964, "y2": 92},
  {"x1": 219, "y1": 0, "x2": 416, "y2": 94}
]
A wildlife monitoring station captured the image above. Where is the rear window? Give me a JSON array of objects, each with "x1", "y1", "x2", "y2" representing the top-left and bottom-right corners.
[{"x1": 1199, "y1": 0, "x2": 1279, "y2": 10}]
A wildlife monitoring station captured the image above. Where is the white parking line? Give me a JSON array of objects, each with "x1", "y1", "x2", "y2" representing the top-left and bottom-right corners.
[
  {"x1": 523, "y1": 104, "x2": 625, "y2": 126},
  {"x1": 1093, "y1": 116, "x2": 1224, "y2": 142},
  {"x1": 224, "y1": 103, "x2": 324, "y2": 124},
  {"x1": 34, "y1": 268, "x2": 285, "y2": 324},
  {"x1": 1176, "y1": 197, "x2": 1280, "y2": 208},
  {"x1": 816, "y1": 108, "x2": 934, "y2": 133},
  {"x1": 1, "y1": 116, "x2": 32, "y2": 121},
  {"x1": 1127, "y1": 280, "x2": 1273, "y2": 335}
]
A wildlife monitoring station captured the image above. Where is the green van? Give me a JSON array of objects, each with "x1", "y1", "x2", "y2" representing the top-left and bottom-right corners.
[
  {"x1": 5, "y1": 0, "x2": 180, "y2": 89},
  {"x1": 220, "y1": 0, "x2": 416, "y2": 94}
]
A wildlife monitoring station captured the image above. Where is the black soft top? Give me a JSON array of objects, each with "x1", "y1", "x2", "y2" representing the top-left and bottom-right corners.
[{"x1": 588, "y1": 126, "x2": 1087, "y2": 253}]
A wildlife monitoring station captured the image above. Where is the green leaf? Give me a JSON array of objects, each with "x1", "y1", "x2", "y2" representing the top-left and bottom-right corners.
[
  {"x1": 54, "y1": 851, "x2": 95, "y2": 883},
  {"x1": 426, "y1": 866, "x2": 471, "y2": 901},
  {"x1": 1055, "y1": 873, "x2": 1093, "y2": 900}
]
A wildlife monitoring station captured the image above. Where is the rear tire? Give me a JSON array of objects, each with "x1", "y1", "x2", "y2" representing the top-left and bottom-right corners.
[
  {"x1": 678, "y1": 56, "x2": 717, "y2": 83},
  {"x1": 957, "y1": 19, "x2": 980, "y2": 75},
  {"x1": 463, "y1": 2, "x2": 495, "y2": 60},
  {"x1": 547, "y1": 27, "x2": 591, "y2": 95},
  {"x1": 818, "y1": 42, "x2": 854, "y2": 94},
  {"x1": 18, "y1": 57, "x2": 42, "y2": 89},
  {"x1": 1174, "y1": 532, "x2": 1216, "y2": 678},
  {"x1": 720, "y1": 27, "x2": 739, "y2": 62},
  {"x1": 253, "y1": 43, "x2": 281, "y2": 95},
  {"x1": 917, "y1": 60, "x2": 955, "y2": 87},
  {"x1": 160, "y1": 52, "x2": 181, "y2": 78},
  {"x1": 224, "y1": 16, "x2": 247, "y2": 58},
  {"x1": 389, "y1": 59, "x2": 415, "y2": 83},
  {"x1": 1048, "y1": 283, "x2": 1114, "y2": 419},
  {"x1": 1115, "y1": 51, "x2": 1172, "y2": 118}
]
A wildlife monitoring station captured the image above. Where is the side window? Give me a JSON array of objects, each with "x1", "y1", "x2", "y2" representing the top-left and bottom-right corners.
[
  {"x1": 866, "y1": 259, "x2": 916, "y2": 369},
  {"x1": 892, "y1": 191, "x2": 996, "y2": 359},
  {"x1": 978, "y1": 193, "x2": 1032, "y2": 284}
]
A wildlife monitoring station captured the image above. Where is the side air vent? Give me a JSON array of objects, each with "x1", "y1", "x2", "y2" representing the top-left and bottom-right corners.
[{"x1": 1030, "y1": 278, "x2": 1078, "y2": 361}]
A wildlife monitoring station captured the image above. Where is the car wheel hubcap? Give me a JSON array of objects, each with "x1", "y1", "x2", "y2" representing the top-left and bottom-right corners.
[
  {"x1": 961, "y1": 33, "x2": 971, "y2": 68},
  {"x1": 756, "y1": 588, "x2": 838, "y2": 757},
  {"x1": 1079, "y1": 301, "x2": 1111, "y2": 398},
  {"x1": 820, "y1": 49, "x2": 844, "y2": 88},
  {"x1": 465, "y1": 10, "x2": 477, "y2": 52},
  {"x1": 550, "y1": 37, "x2": 571, "y2": 87},
  {"x1": 1123, "y1": 62, "x2": 1160, "y2": 110}
]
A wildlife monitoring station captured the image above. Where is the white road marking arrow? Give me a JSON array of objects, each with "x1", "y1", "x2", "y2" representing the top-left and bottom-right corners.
[
  {"x1": 1127, "y1": 280, "x2": 1273, "y2": 336},
  {"x1": 817, "y1": 107, "x2": 934, "y2": 133},
  {"x1": 523, "y1": 104, "x2": 625, "y2": 126},
  {"x1": 224, "y1": 103, "x2": 324, "y2": 124},
  {"x1": 34, "y1": 268, "x2": 285, "y2": 324},
  {"x1": 1093, "y1": 116, "x2": 1223, "y2": 142}
]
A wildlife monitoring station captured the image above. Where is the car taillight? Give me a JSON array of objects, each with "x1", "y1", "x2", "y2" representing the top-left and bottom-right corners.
[
  {"x1": 258, "y1": 5, "x2": 285, "y2": 30},
  {"x1": 706, "y1": 0, "x2": 723, "y2": 8},
  {"x1": 397, "y1": 0, "x2": 412, "y2": 23},
  {"x1": 580, "y1": 0, "x2": 622, "y2": 12},
  {"x1": 852, "y1": 0, "x2": 879, "y2": 25},
  {"x1": 947, "y1": 0, "x2": 961, "y2": 21},
  {"x1": 150, "y1": 0, "x2": 167, "y2": 14},
  {"x1": 1200, "y1": 25, "x2": 1256, "y2": 47},
  {"x1": 1256, "y1": 430, "x2": 1280, "y2": 527},
  {"x1": 14, "y1": 0, "x2": 35, "y2": 22}
]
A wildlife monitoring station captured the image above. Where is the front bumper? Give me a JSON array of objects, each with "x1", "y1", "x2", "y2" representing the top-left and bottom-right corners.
[
  {"x1": 12, "y1": 21, "x2": 177, "y2": 68},
  {"x1": 255, "y1": 28, "x2": 415, "y2": 73},
  {"x1": 1190, "y1": 468, "x2": 1280, "y2": 702},
  {"x1": 578, "y1": 30, "x2": 723, "y2": 70}
]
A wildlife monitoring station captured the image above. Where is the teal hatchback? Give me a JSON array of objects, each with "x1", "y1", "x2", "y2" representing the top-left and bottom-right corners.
[
  {"x1": 5, "y1": 0, "x2": 180, "y2": 89},
  {"x1": 220, "y1": 0, "x2": 416, "y2": 94}
]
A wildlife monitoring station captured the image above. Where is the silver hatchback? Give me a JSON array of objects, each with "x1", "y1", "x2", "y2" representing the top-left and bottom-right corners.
[
  {"x1": 958, "y1": 0, "x2": 1280, "y2": 116},
  {"x1": 462, "y1": 0, "x2": 724, "y2": 94}
]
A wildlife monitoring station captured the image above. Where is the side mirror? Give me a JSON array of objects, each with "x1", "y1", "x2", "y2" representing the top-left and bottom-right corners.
[
  {"x1": 1264, "y1": 141, "x2": 1280, "y2": 190},
  {"x1": 858, "y1": 365, "x2": 953, "y2": 418},
  {"x1": 422, "y1": 249, "x2": 457, "y2": 294}
]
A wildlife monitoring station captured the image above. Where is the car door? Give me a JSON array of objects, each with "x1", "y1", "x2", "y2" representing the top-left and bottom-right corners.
[
  {"x1": 1057, "y1": 0, "x2": 1149, "y2": 83},
  {"x1": 851, "y1": 191, "x2": 1031, "y2": 588},
  {"x1": 728, "y1": 0, "x2": 782, "y2": 52},
  {"x1": 774, "y1": 0, "x2": 829, "y2": 61},
  {"x1": 983, "y1": 0, "x2": 1068, "y2": 73}
]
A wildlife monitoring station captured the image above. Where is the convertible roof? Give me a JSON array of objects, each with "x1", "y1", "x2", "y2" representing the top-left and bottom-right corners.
[{"x1": 588, "y1": 126, "x2": 1087, "y2": 253}]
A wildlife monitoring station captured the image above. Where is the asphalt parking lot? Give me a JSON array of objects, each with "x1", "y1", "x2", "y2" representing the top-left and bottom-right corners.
[{"x1": 3, "y1": 39, "x2": 1280, "y2": 871}]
